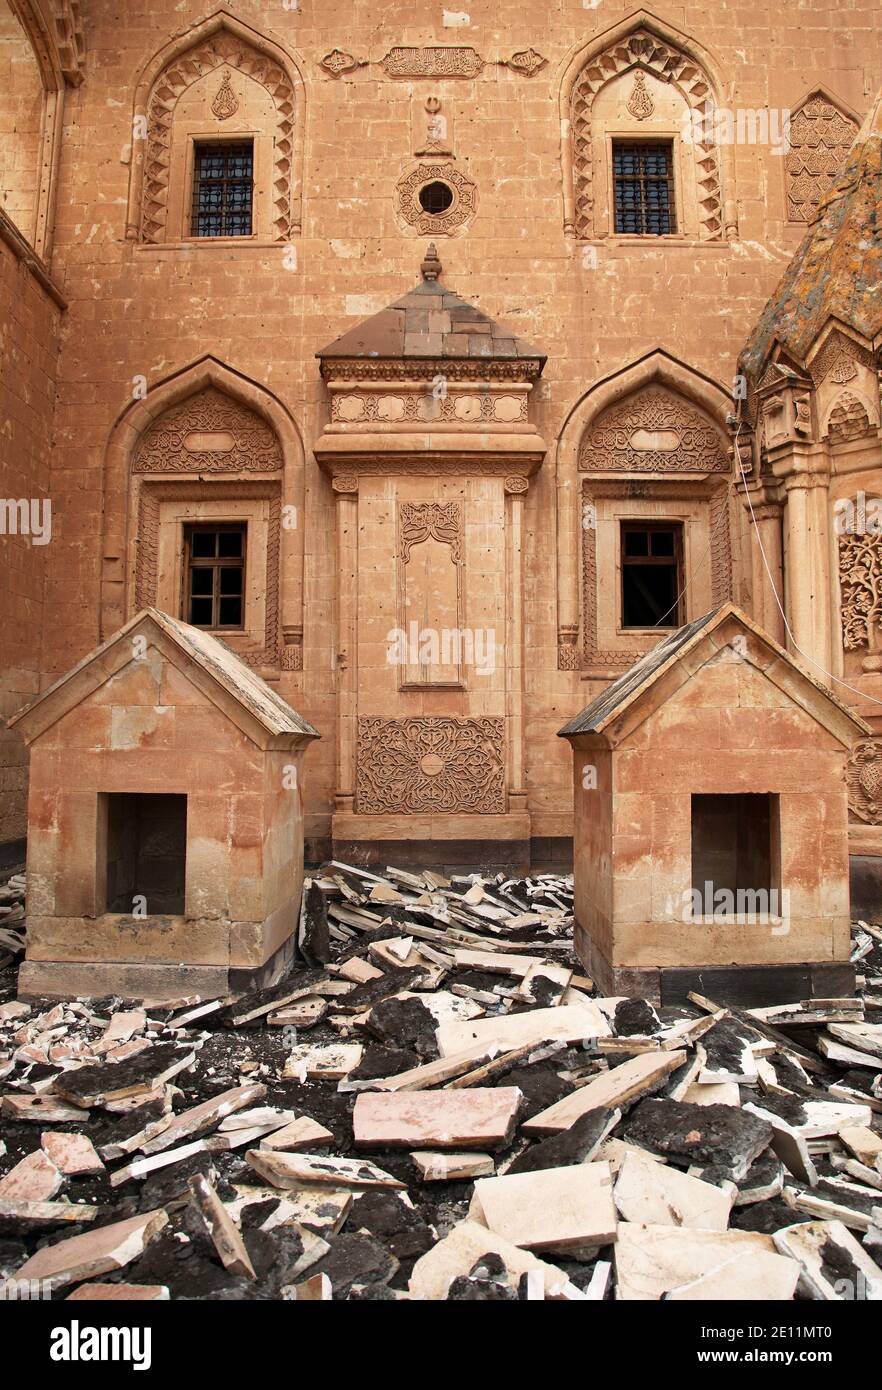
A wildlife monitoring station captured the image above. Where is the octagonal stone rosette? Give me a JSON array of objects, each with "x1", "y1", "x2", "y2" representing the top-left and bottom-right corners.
[{"x1": 394, "y1": 161, "x2": 478, "y2": 237}]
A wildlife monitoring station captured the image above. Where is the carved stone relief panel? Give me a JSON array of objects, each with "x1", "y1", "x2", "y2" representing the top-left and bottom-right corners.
[
  {"x1": 395, "y1": 161, "x2": 477, "y2": 236},
  {"x1": 847, "y1": 739, "x2": 882, "y2": 824},
  {"x1": 578, "y1": 388, "x2": 728, "y2": 473},
  {"x1": 827, "y1": 391, "x2": 873, "y2": 444},
  {"x1": 381, "y1": 47, "x2": 484, "y2": 78},
  {"x1": 132, "y1": 389, "x2": 283, "y2": 473},
  {"x1": 839, "y1": 524, "x2": 882, "y2": 655},
  {"x1": 786, "y1": 95, "x2": 859, "y2": 224},
  {"x1": 356, "y1": 716, "x2": 505, "y2": 814},
  {"x1": 330, "y1": 388, "x2": 526, "y2": 426}
]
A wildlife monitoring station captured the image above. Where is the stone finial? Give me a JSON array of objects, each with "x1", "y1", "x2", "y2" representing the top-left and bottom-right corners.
[{"x1": 421, "y1": 243, "x2": 442, "y2": 281}]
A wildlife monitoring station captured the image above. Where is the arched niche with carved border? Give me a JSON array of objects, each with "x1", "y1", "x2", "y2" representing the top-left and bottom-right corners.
[
  {"x1": 785, "y1": 89, "x2": 859, "y2": 225},
  {"x1": 0, "y1": 0, "x2": 73, "y2": 256},
  {"x1": 555, "y1": 351, "x2": 734, "y2": 672},
  {"x1": 101, "y1": 357, "x2": 306, "y2": 673},
  {"x1": 125, "y1": 8, "x2": 305, "y2": 244},
  {"x1": 558, "y1": 10, "x2": 736, "y2": 242}
]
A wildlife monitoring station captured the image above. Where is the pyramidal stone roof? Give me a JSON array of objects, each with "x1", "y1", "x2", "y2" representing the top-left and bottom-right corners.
[
  {"x1": 317, "y1": 244, "x2": 546, "y2": 371},
  {"x1": 741, "y1": 90, "x2": 882, "y2": 380}
]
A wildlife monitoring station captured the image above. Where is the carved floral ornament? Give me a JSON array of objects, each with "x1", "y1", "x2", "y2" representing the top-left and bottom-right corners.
[
  {"x1": 132, "y1": 389, "x2": 283, "y2": 473},
  {"x1": 839, "y1": 525, "x2": 882, "y2": 655},
  {"x1": 786, "y1": 95, "x2": 859, "y2": 224},
  {"x1": 356, "y1": 716, "x2": 506, "y2": 815},
  {"x1": 395, "y1": 162, "x2": 477, "y2": 236},
  {"x1": 330, "y1": 390, "x2": 526, "y2": 425},
  {"x1": 847, "y1": 739, "x2": 882, "y2": 825},
  {"x1": 570, "y1": 27, "x2": 724, "y2": 240},
  {"x1": 399, "y1": 502, "x2": 463, "y2": 562},
  {"x1": 320, "y1": 50, "x2": 367, "y2": 77},
  {"x1": 211, "y1": 68, "x2": 239, "y2": 120},
  {"x1": 141, "y1": 31, "x2": 296, "y2": 243},
  {"x1": 579, "y1": 387, "x2": 728, "y2": 473}
]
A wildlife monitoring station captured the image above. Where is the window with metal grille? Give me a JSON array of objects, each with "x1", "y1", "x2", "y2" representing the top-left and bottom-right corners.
[
  {"x1": 620, "y1": 521, "x2": 683, "y2": 628},
  {"x1": 184, "y1": 524, "x2": 246, "y2": 629},
  {"x1": 191, "y1": 142, "x2": 254, "y2": 238},
  {"x1": 612, "y1": 141, "x2": 676, "y2": 235}
]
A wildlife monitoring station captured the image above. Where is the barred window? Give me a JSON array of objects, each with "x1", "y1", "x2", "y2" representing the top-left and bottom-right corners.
[
  {"x1": 184, "y1": 524, "x2": 246, "y2": 629},
  {"x1": 612, "y1": 141, "x2": 676, "y2": 235},
  {"x1": 191, "y1": 142, "x2": 254, "y2": 238}
]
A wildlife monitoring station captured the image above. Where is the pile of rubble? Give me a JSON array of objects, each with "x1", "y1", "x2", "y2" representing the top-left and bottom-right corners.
[{"x1": 1, "y1": 861, "x2": 881, "y2": 1301}]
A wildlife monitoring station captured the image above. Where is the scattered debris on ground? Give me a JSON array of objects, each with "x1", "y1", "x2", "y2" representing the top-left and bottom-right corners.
[{"x1": 1, "y1": 861, "x2": 882, "y2": 1300}]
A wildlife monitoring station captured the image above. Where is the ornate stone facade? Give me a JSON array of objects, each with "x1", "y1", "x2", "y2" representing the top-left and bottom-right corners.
[
  {"x1": 132, "y1": 389, "x2": 283, "y2": 473},
  {"x1": 578, "y1": 388, "x2": 728, "y2": 473}
]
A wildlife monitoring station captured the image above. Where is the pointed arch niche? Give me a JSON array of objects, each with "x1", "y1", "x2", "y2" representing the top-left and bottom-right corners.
[
  {"x1": 559, "y1": 11, "x2": 736, "y2": 241},
  {"x1": 556, "y1": 352, "x2": 734, "y2": 673},
  {"x1": 125, "y1": 9, "x2": 304, "y2": 244},
  {"x1": 101, "y1": 358, "x2": 305, "y2": 673}
]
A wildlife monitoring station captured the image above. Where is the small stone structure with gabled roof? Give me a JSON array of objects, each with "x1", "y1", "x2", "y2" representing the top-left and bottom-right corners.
[
  {"x1": 559, "y1": 603, "x2": 869, "y2": 1006},
  {"x1": 8, "y1": 609, "x2": 319, "y2": 1000}
]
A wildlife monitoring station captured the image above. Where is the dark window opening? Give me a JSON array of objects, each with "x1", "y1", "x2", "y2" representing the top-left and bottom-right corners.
[
  {"x1": 691, "y1": 793, "x2": 780, "y2": 914},
  {"x1": 621, "y1": 522, "x2": 683, "y2": 628},
  {"x1": 104, "y1": 793, "x2": 187, "y2": 915},
  {"x1": 191, "y1": 141, "x2": 254, "y2": 238},
  {"x1": 184, "y1": 523, "x2": 246, "y2": 629},
  {"x1": 419, "y1": 181, "x2": 454, "y2": 214},
  {"x1": 613, "y1": 141, "x2": 676, "y2": 235}
]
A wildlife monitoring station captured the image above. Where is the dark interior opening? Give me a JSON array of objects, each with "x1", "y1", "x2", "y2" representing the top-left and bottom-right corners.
[
  {"x1": 621, "y1": 521, "x2": 683, "y2": 628},
  {"x1": 691, "y1": 792, "x2": 779, "y2": 912},
  {"x1": 419, "y1": 180, "x2": 454, "y2": 214},
  {"x1": 104, "y1": 793, "x2": 187, "y2": 914}
]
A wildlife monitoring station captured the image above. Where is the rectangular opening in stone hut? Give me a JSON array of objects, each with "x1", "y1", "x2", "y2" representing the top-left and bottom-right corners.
[
  {"x1": 690, "y1": 792, "x2": 780, "y2": 914},
  {"x1": 102, "y1": 793, "x2": 187, "y2": 915}
]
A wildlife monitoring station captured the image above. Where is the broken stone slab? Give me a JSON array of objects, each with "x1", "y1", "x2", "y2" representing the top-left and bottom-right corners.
[
  {"x1": 0, "y1": 1198, "x2": 99, "y2": 1232},
  {"x1": 614, "y1": 1222, "x2": 778, "y2": 1300},
  {"x1": 517, "y1": 962, "x2": 573, "y2": 1008},
  {"x1": 624, "y1": 1099, "x2": 774, "y2": 1181},
  {"x1": 436, "y1": 1002, "x2": 610, "y2": 1058},
  {"x1": 614, "y1": 1150, "x2": 735, "y2": 1230},
  {"x1": 782, "y1": 1180, "x2": 880, "y2": 1232},
  {"x1": 471, "y1": 1161, "x2": 617, "y2": 1258},
  {"x1": 299, "y1": 880, "x2": 331, "y2": 966},
  {"x1": 743, "y1": 1094, "x2": 873, "y2": 1140},
  {"x1": 410, "y1": 1152, "x2": 495, "y2": 1182},
  {"x1": 309, "y1": 1232, "x2": 399, "y2": 1299},
  {"x1": 408, "y1": 1218, "x2": 579, "y2": 1301},
  {"x1": 523, "y1": 1051, "x2": 687, "y2": 1136},
  {"x1": 230, "y1": 1184, "x2": 353, "y2": 1238},
  {"x1": 52, "y1": 1045, "x2": 197, "y2": 1107},
  {"x1": 189, "y1": 1175, "x2": 256, "y2": 1280},
  {"x1": 353, "y1": 1088, "x2": 521, "y2": 1151},
  {"x1": 773, "y1": 1218, "x2": 882, "y2": 1299},
  {"x1": 216, "y1": 971, "x2": 328, "y2": 1028},
  {"x1": 682, "y1": 1081, "x2": 741, "y2": 1106},
  {"x1": 838, "y1": 1124, "x2": 882, "y2": 1169},
  {"x1": 341, "y1": 1040, "x2": 499, "y2": 1093},
  {"x1": 665, "y1": 1250, "x2": 800, "y2": 1301},
  {"x1": 110, "y1": 1140, "x2": 210, "y2": 1188},
  {"x1": 40, "y1": 1131, "x2": 104, "y2": 1177},
  {"x1": 4, "y1": 1208, "x2": 169, "y2": 1294},
  {"x1": 66, "y1": 1283, "x2": 170, "y2": 1300},
  {"x1": 1, "y1": 1094, "x2": 87, "y2": 1123},
  {"x1": 282, "y1": 1044, "x2": 364, "y2": 1082},
  {"x1": 828, "y1": 1022, "x2": 882, "y2": 1062},
  {"x1": 453, "y1": 948, "x2": 544, "y2": 977},
  {"x1": 292, "y1": 1272, "x2": 332, "y2": 1300},
  {"x1": 0, "y1": 1149, "x2": 63, "y2": 1203},
  {"x1": 267, "y1": 998, "x2": 328, "y2": 1030},
  {"x1": 507, "y1": 1107, "x2": 620, "y2": 1176},
  {"x1": 258, "y1": 1117, "x2": 335, "y2": 1151},
  {"x1": 246, "y1": 1149, "x2": 406, "y2": 1191},
  {"x1": 138, "y1": 1082, "x2": 267, "y2": 1156}
]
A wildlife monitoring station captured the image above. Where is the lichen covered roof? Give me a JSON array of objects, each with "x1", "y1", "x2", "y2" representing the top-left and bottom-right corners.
[
  {"x1": 317, "y1": 244, "x2": 546, "y2": 368},
  {"x1": 741, "y1": 92, "x2": 882, "y2": 379}
]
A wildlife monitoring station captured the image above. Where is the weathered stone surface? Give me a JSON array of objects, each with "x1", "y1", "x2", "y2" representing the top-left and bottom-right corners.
[
  {"x1": 6, "y1": 1209, "x2": 169, "y2": 1293},
  {"x1": 40, "y1": 1132, "x2": 104, "y2": 1176},
  {"x1": 624, "y1": 1099, "x2": 773, "y2": 1180},
  {"x1": 0, "y1": 1150, "x2": 63, "y2": 1203},
  {"x1": 472, "y1": 1161, "x2": 617, "y2": 1257},
  {"x1": 353, "y1": 1088, "x2": 521, "y2": 1151}
]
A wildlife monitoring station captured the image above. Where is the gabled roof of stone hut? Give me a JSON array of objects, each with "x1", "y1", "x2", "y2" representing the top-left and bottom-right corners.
[
  {"x1": 740, "y1": 90, "x2": 882, "y2": 381},
  {"x1": 316, "y1": 244, "x2": 546, "y2": 371},
  {"x1": 8, "y1": 608, "x2": 320, "y2": 746},
  {"x1": 558, "y1": 602, "x2": 870, "y2": 746}
]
